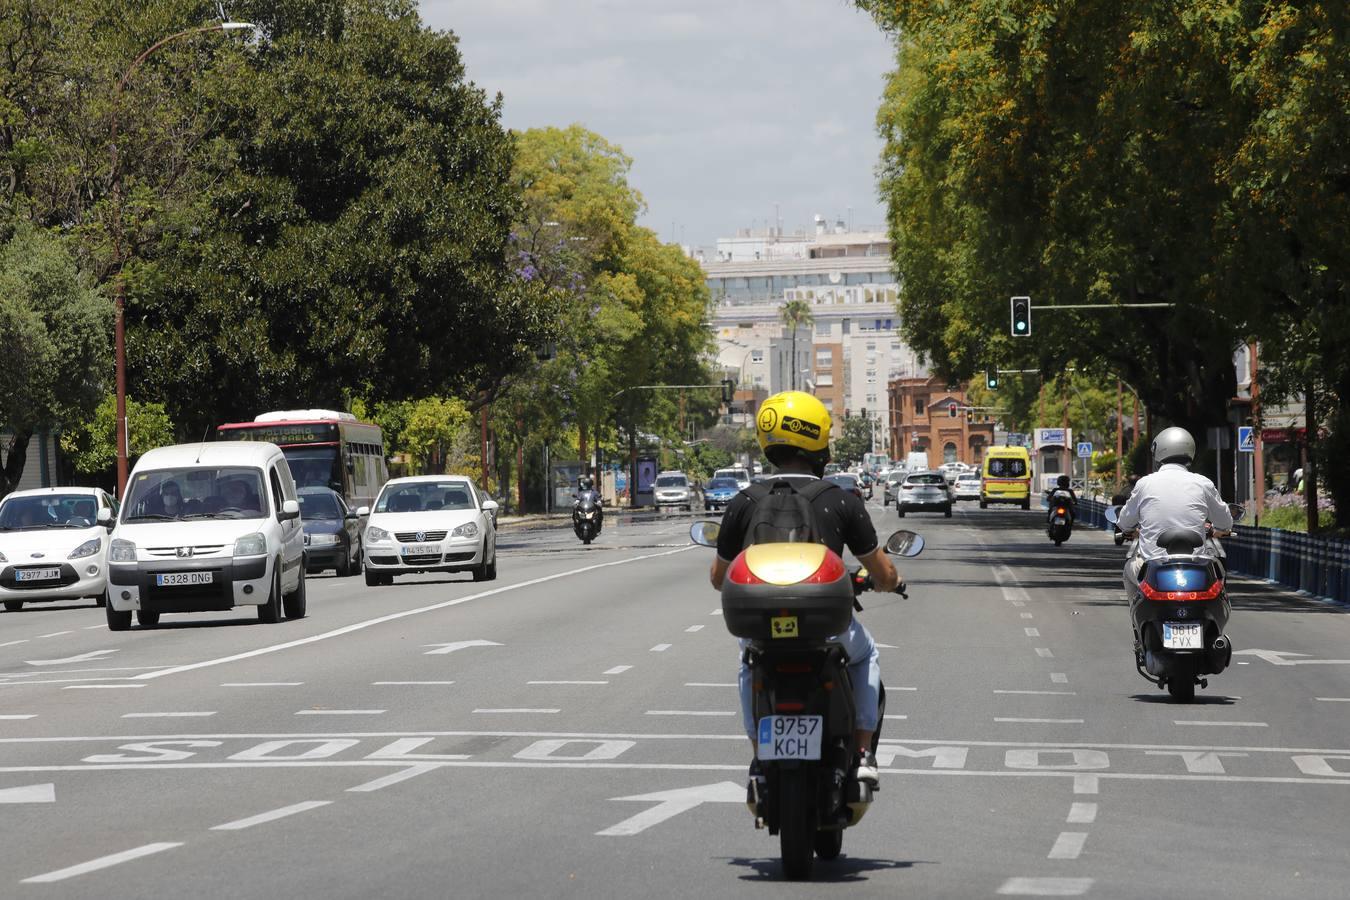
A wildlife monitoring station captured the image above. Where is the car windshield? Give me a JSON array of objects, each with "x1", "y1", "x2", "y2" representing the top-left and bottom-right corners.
[
  {"x1": 987, "y1": 458, "x2": 1028, "y2": 478},
  {"x1": 375, "y1": 482, "x2": 475, "y2": 513},
  {"x1": 828, "y1": 475, "x2": 858, "y2": 486},
  {"x1": 298, "y1": 491, "x2": 342, "y2": 520},
  {"x1": 708, "y1": 478, "x2": 738, "y2": 489},
  {"x1": 656, "y1": 476, "x2": 686, "y2": 487},
  {"x1": 958, "y1": 474, "x2": 980, "y2": 482},
  {"x1": 908, "y1": 473, "x2": 946, "y2": 485},
  {"x1": 283, "y1": 446, "x2": 342, "y2": 493},
  {"x1": 123, "y1": 467, "x2": 267, "y2": 521},
  {"x1": 0, "y1": 494, "x2": 99, "y2": 530}
]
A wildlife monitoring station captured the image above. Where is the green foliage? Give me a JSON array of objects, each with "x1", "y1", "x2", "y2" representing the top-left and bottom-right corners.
[
  {"x1": 833, "y1": 415, "x2": 874, "y2": 466},
  {"x1": 1125, "y1": 439, "x2": 1151, "y2": 478},
  {"x1": 60, "y1": 394, "x2": 174, "y2": 479},
  {"x1": 1259, "y1": 504, "x2": 1335, "y2": 534},
  {"x1": 402, "y1": 397, "x2": 474, "y2": 476},
  {"x1": 1091, "y1": 451, "x2": 1117, "y2": 477}
]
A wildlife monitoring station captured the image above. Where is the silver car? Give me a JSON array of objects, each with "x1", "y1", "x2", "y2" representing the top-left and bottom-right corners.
[
  {"x1": 654, "y1": 472, "x2": 694, "y2": 511},
  {"x1": 897, "y1": 470, "x2": 953, "y2": 518},
  {"x1": 954, "y1": 472, "x2": 982, "y2": 501}
]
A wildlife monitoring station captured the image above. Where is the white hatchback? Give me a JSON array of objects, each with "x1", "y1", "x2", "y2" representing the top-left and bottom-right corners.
[
  {"x1": 358, "y1": 476, "x2": 498, "y2": 585},
  {"x1": 0, "y1": 487, "x2": 117, "y2": 612}
]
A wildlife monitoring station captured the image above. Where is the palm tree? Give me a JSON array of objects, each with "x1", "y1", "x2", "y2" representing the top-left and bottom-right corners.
[{"x1": 779, "y1": 299, "x2": 814, "y2": 390}]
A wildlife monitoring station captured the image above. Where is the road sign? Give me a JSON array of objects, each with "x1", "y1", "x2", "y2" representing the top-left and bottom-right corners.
[
  {"x1": 1238, "y1": 426, "x2": 1255, "y2": 453},
  {"x1": 1076, "y1": 442, "x2": 1092, "y2": 459}
]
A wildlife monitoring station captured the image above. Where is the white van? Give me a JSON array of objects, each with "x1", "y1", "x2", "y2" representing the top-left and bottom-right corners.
[
  {"x1": 905, "y1": 451, "x2": 930, "y2": 473},
  {"x1": 714, "y1": 467, "x2": 751, "y2": 490},
  {"x1": 105, "y1": 442, "x2": 306, "y2": 630}
]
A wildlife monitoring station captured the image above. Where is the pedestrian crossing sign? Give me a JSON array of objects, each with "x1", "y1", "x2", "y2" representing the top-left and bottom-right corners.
[
  {"x1": 1238, "y1": 426, "x2": 1255, "y2": 453},
  {"x1": 1076, "y1": 442, "x2": 1092, "y2": 459}
]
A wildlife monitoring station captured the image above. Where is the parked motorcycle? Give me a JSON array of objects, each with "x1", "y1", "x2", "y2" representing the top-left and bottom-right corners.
[
  {"x1": 573, "y1": 494, "x2": 602, "y2": 545},
  {"x1": 689, "y1": 522, "x2": 924, "y2": 880},
  {"x1": 1045, "y1": 489, "x2": 1074, "y2": 546},
  {"x1": 1106, "y1": 503, "x2": 1244, "y2": 702}
]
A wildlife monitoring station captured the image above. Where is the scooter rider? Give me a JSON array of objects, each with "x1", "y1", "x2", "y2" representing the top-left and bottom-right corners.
[
  {"x1": 1045, "y1": 474, "x2": 1077, "y2": 523},
  {"x1": 709, "y1": 391, "x2": 902, "y2": 786},
  {"x1": 1117, "y1": 427, "x2": 1233, "y2": 595}
]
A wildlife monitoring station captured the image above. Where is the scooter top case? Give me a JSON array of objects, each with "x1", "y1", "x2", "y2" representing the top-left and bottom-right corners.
[{"x1": 721, "y1": 543, "x2": 854, "y2": 642}]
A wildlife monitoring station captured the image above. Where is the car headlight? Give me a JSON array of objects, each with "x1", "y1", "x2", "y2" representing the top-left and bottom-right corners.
[
  {"x1": 367, "y1": 525, "x2": 392, "y2": 542},
  {"x1": 309, "y1": 533, "x2": 339, "y2": 545},
  {"x1": 109, "y1": 539, "x2": 137, "y2": 563},
  {"x1": 452, "y1": 522, "x2": 478, "y2": 538},
  {"x1": 69, "y1": 538, "x2": 102, "y2": 560},
  {"x1": 233, "y1": 533, "x2": 267, "y2": 557}
]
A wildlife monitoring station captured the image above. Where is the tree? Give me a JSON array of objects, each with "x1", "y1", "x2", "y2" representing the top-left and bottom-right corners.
[
  {"x1": 779, "y1": 299, "x2": 814, "y2": 391},
  {"x1": 834, "y1": 415, "x2": 873, "y2": 466},
  {"x1": 59, "y1": 393, "x2": 174, "y2": 483},
  {"x1": 402, "y1": 397, "x2": 474, "y2": 476},
  {"x1": 0, "y1": 225, "x2": 110, "y2": 497}
]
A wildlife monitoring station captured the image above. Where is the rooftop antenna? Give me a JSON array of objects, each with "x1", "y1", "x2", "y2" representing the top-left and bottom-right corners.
[{"x1": 194, "y1": 424, "x2": 211, "y2": 464}]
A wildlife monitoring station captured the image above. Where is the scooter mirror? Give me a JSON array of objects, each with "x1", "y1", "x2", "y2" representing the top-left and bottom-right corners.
[
  {"x1": 884, "y1": 530, "x2": 925, "y2": 557},
  {"x1": 1228, "y1": 502, "x2": 1246, "y2": 523},
  {"x1": 689, "y1": 521, "x2": 721, "y2": 547},
  {"x1": 1104, "y1": 506, "x2": 1120, "y2": 526}
]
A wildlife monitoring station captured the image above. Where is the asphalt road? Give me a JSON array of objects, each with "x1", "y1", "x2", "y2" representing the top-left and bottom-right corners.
[{"x1": 1, "y1": 500, "x2": 1348, "y2": 898}]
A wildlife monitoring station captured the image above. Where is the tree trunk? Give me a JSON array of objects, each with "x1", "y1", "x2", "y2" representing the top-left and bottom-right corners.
[
  {"x1": 1305, "y1": 381, "x2": 1319, "y2": 534},
  {"x1": 1, "y1": 430, "x2": 31, "y2": 498},
  {"x1": 578, "y1": 420, "x2": 588, "y2": 477}
]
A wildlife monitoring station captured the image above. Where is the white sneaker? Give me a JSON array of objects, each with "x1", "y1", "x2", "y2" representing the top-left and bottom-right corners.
[{"x1": 855, "y1": 750, "x2": 879, "y2": 787}]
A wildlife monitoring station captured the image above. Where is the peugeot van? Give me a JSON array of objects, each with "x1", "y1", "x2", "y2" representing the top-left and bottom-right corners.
[
  {"x1": 980, "y1": 446, "x2": 1033, "y2": 509},
  {"x1": 105, "y1": 442, "x2": 306, "y2": 630}
]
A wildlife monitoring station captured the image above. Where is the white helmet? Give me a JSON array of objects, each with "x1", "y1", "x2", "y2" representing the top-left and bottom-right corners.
[{"x1": 1151, "y1": 426, "x2": 1196, "y2": 466}]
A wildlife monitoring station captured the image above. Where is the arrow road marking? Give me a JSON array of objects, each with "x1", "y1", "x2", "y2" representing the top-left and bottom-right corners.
[
  {"x1": 0, "y1": 783, "x2": 55, "y2": 803},
  {"x1": 422, "y1": 640, "x2": 502, "y2": 656},
  {"x1": 1233, "y1": 649, "x2": 1350, "y2": 666},
  {"x1": 25, "y1": 650, "x2": 118, "y2": 667},
  {"x1": 597, "y1": 781, "x2": 745, "y2": 836}
]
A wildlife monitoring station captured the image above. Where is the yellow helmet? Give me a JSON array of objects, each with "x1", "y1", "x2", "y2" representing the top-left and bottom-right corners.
[{"x1": 756, "y1": 391, "x2": 831, "y2": 457}]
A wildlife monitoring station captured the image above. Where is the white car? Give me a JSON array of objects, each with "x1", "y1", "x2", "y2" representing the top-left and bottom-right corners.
[
  {"x1": 954, "y1": 472, "x2": 982, "y2": 501},
  {"x1": 0, "y1": 487, "x2": 118, "y2": 612},
  {"x1": 106, "y1": 442, "x2": 306, "y2": 630},
  {"x1": 358, "y1": 476, "x2": 498, "y2": 585},
  {"x1": 654, "y1": 471, "x2": 694, "y2": 511}
]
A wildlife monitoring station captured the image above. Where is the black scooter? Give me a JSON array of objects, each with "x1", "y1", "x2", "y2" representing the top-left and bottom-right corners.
[
  {"x1": 573, "y1": 495, "x2": 602, "y2": 545},
  {"x1": 1107, "y1": 504, "x2": 1243, "y2": 702},
  {"x1": 1045, "y1": 489, "x2": 1074, "y2": 546},
  {"x1": 689, "y1": 523, "x2": 924, "y2": 881}
]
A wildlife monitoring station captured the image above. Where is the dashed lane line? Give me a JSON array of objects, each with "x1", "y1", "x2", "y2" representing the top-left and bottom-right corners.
[
  {"x1": 1024, "y1": 628, "x2": 1041, "y2": 637},
  {"x1": 995, "y1": 718, "x2": 1085, "y2": 725},
  {"x1": 1066, "y1": 802, "x2": 1098, "y2": 824},
  {"x1": 1050, "y1": 673, "x2": 1068, "y2": 684},
  {"x1": 347, "y1": 764, "x2": 440, "y2": 793},
  {"x1": 645, "y1": 710, "x2": 736, "y2": 717},
  {"x1": 372, "y1": 681, "x2": 455, "y2": 686},
  {"x1": 685, "y1": 683, "x2": 735, "y2": 688},
  {"x1": 1047, "y1": 831, "x2": 1088, "y2": 860},
  {"x1": 121, "y1": 712, "x2": 215, "y2": 719},
  {"x1": 0, "y1": 715, "x2": 36, "y2": 720},
  {"x1": 62, "y1": 684, "x2": 144, "y2": 690},
  {"x1": 998, "y1": 877, "x2": 1094, "y2": 896},
  {"x1": 650, "y1": 644, "x2": 672, "y2": 652},
  {"x1": 993, "y1": 690, "x2": 1076, "y2": 696},
  {"x1": 1036, "y1": 648, "x2": 1055, "y2": 658},
  {"x1": 22, "y1": 843, "x2": 183, "y2": 884},
  {"x1": 604, "y1": 666, "x2": 632, "y2": 675},
  {"x1": 528, "y1": 681, "x2": 609, "y2": 685},
  {"x1": 211, "y1": 800, "x2": 331, "y2": 831},
  {"x1": 472, "y1": 708, "x2": 560, "y2": 714},
  {"x1": 0, "y1": 640, "x2": 28, "y2": 648},
  {"x1": 684, "y1": 625, "x2": 704, "y2": 633},
  {"x1": 1173, "y1": 720, "x2": 1268, "y2": 728},
  {"x1": 221, "y1": 682, "x2": 303, "y2": 687},
  {"x1": 296, "y1": 710, "x2": 386, "y2": 716}
]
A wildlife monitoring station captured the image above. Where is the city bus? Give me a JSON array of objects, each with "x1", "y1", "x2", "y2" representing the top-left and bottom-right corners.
[{"x1": 216, "y1": 410, "x2": 388, "y2": 511}]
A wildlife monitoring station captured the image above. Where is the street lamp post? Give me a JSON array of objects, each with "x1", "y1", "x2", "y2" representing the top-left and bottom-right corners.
[{"x1": 111, "y1": 21, "x2": 253, "y2": 497}]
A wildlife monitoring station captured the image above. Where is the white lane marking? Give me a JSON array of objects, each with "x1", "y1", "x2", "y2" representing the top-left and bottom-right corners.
[
  {"x1": 211, "y1": 800, "x2": 331, "y2": 831},
  {"x1": 296, "y1": 710, "x2": 385, "y2": 716},
  {"x1": 1315, "y1": 697, "x2": 1350, "y2": 702},
  {"x1": 0, "y1": 715, "x2": 36, "y2": 720},
  {"x1": 1010, "y1": 600, "x2": 1026, "y2": 607},
  {"x1": 1036, "y1": 648, "x2": 1054, "y2": 658},
  {"x1": 1145, "y1": 750, "x2": 1248, "y2": 774},
  {"x1": 1048, "y1": 831, "x2": 1088, "y2": 860},
  {"x1": 684, "y1": 625, "x2": 704, "y2": 633},
  {"x1": 0, "y1": 640, "x2": 29, "y2": 648},
  {"x1": 645, "y1": 710, "x2": 736, "y2": 717},
  {"x1": 37, "y1": 631, "x2": 73, "y2": 638},
  {"x1": 528, "y1": 681, "x2": 609, "y2": 685},
  {"x1": 62, "y1": 684, "x2": 144, "y2": 690},
  {"x1": 995, "y1": 718, "x2": 1085, "y2": 724},
  {"x1": 891, "y1": 686, "x2": 918, "y2": 691},
  {"x1": 83, "y1": 625, "x2": 104, "y2": 630},
  {"x1": 685, "y1": 682, "x2": 736, "y2": 688},
  {"x1": 473, "y1": 708, "x2": 560, "y2": 714},
  {"x1": 884, "y1": 715, "x2": 908, "y2": 720},
  {"x1": 1020, "y1": 613, "x2": 1034, "y2": 619},
  {"x1": 650, "y1": 644, "x2": 672, "y2": 652},
  {"x1": 22, "y1": 843, "x2": 183, "y2": 883},
  {"x1": 423, "y1": 639, "x2": 502, "y2": 656},
  {"x1": 604, "y1": 666, "x2": 632, "y2": 675},
  {"x1": 0, "y1": 783, "x2": 54, "y2": 803},
  {"x1": 1050, "y1": 673, "x2": 1068, "y2": 684},
  {"x1": 709, "y1": 608, "x2": 721, "y2": 615},
  {"x1": 121, "y1": 712, "x2": 215, "y2": 719},
  {"x1": 26, "y1": 649, "x2": 118, "y2": 666},
  {"x1": 875, "y1": 642, "x2": 899, "y2": 649},
  {"x1": 1066, "y1": 802, "x2": 1097, "y2": 824},
  {"x1": 997, "y1": 878, "x2": 1094, "y2": 896},
  {"x1": 135, "y1": 546, "x2": 693, "y2": 681},
  {"x1": 1024, "y1": 628, "x2": 1041, "y2": 637},
  {"x1": 597, "y1": 781, "x2": 744, "y2": 836},
  {"x1": 372, "y1": 681, "x2": 455, "y2": 686},
  {"x1": 1074, "y1": 775, "x2": 1099, "y2": 794},
  {"x1": 994, "y1": 690, "x2": 1077, "y2": 696},
  {"x1": 1174, "y1": 721, "x2": 1268, "y2": 728},
  {"x1": 347, "y1": 764, "x2": 440, "y2": 793},
  {"x1": 221, "y1": 682, "x2": 303, "y2": 687}
]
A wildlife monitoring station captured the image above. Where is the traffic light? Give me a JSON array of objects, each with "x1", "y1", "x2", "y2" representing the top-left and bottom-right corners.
[
  {"x1": 1011, "y1": 296, "x2": 1031, "y2": 337},
  {"x1": 986, "y1": 369, "x2": 999, "y2": 390},
  {"x1": 948, "y1": 401, "x2": 958, "y2": 418},
  {"x1": 720, "y1": 379, "x2": 735, "y2": 403}
]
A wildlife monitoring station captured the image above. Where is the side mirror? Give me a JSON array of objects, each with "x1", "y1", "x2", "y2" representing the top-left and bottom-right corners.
[
  {"x1": 1228, "y1": 502, "x2": 1245, "y2": 523},
  {"x1": 1105, "y1": 506, "x2": 1120, "y2": 526},
  {"x1": 884, "y1": 530, "x2": 925, "y2": 557},
  {"x1": 689, "y1": 521, "x2": 721, "y2": 547},
  {"x1": 280, "y1": 499, "x2": 301, "y2": 521},
  {"x1": 96, "y1": 508, "x2": 114, "y2": 529},
  {"x1": 483, "y1": 499, "x2": 499, "y2": 512},
  {"x1": 356, "y1": 506, "x2": 371, "y2": 518},
  {"x1": 344, "y1": 511, "x2": 358, "y2": 521}
]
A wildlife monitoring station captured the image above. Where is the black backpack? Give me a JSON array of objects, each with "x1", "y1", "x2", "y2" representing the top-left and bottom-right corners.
[{"x1": 739, "y1": 478, "x2": 838, "y2": 550}]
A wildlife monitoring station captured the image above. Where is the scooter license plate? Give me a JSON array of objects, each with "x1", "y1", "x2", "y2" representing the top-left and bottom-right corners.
[
  {"x1": 757, "y1": 715, "x2": 823, "y2": 761},
  {"x1": 1163, "y1": 622, "x2": 1203, "y2": 649}
]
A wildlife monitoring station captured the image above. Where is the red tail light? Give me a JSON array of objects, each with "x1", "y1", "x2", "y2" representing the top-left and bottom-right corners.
[
  {"x1": 1140, "y1": 581, "x2": 1224, "y2": 602},
  {"x1": 1056, "y1": 506, "x2": 1067, "y2": 515},
  {"x1": 775, "y1": 663, "x2": 813, "y2": 673},
  {"x1": 727, "y1": 553, "x2": 763, "y2": 585},
  {"x1": 775, "y1": 702, "x2": 805, "y2": 713},
  {"x1": 803, "y1": 550, "x2": 846, "y2": 585}
]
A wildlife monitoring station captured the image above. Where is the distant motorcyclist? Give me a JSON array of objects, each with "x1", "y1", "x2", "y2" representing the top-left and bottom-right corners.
[
  {"x1": 573, "y1": 475, "x2": 603, "y2": 520},
  {"x1": 709, "y1": 391, "x2": 901, "y2": 786},
  {"x1": 1117, "y1": 427, "x2": 1232, "y2": 592},
  {"x1": 1044, "y1": 474, "x2": 1077, "y2": 523}
]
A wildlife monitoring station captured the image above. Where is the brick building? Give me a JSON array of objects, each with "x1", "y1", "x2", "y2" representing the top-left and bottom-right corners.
[{"x1": 887, "y1": 376, "x2": 996, "y2": 469}]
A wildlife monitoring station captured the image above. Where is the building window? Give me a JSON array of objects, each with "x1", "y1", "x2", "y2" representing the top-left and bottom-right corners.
[
  {"x1": 944, "y1": 443, "x2": 957, "y2": 464},
  {"x1": 751, "y1": 349, "x2": 764, "y2": 362},
  {"x1": 866, "y1": 342, "x2": 876, "y2": 351},
  {"x1": 816, "y1": 373, "x2": 834, "y2": 387},
  {"x1": 915, "y1": 395, "x2": 927, "y2": 414}
]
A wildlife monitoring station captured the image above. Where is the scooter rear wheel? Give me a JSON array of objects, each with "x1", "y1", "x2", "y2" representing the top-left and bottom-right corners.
[
  {"x1": 1167, "y1": 677, "x2": 1196, "y2": 702},
  {"x1": 814, "y1": 828, "x2": 843, "y2": 861},
  {"x1": 778, "y1": 771, "x2": 815, "y2": 881}
]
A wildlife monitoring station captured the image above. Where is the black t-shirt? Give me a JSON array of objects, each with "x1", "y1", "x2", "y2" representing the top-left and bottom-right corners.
[{"x1": 716, "y1": 474, "x2": 879, "y2": 562}]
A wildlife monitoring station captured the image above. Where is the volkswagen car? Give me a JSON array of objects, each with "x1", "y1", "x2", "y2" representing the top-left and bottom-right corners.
[
  {"x1": 358, "y1": 476, "x2": 498, "y2": 586},
  {"x1": 0, "y1": 487, "x2": 116, "y2": 611}
]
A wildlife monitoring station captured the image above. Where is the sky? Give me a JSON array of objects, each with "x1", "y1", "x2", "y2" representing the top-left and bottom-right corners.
[{"x1": 421, "y1": 0, "x2": 896, "y2": 249}]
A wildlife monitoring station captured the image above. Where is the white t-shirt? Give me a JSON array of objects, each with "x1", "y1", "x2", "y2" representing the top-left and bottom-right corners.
[{"x1": 1117, "y1": 463, "x2": 1232, "y2": 559}]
